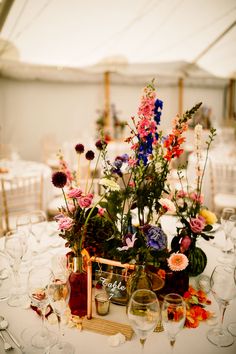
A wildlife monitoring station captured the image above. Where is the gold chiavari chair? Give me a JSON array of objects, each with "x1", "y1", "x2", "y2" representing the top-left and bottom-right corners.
[
  {"x1": 209, "y1": 158, "x2": 236, "y2": 216},
  {"x1": 0, "y1": 174, "x2": 44, "y2": 234}
]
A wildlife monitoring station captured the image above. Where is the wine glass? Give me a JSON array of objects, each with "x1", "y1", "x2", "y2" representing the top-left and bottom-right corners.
[
  {"x1": 127, "y1": 289, "x2": 160, "y2": 353},
  {"x1": 22, "y1": 267, "x2": 57, "y2": 350},
  {"x1": 229, "y1": 215, "x2": 236, "y2": 265},
  {"x1": 4, "y1": 230, "x2": 26, "y2": 306},
  {"x1": 217, "y1": 207, "x2": 235, "y2": 263},
  {"x1": 227, "y1": 266, "x2": 236, "y2": 336},
  {"x1": 161, "y1": 293, "x2": 186, "y2": 352},
  {"x1": 47, "y1": 271, "x2": 74, "y2": 354},
  {"x1": 207, "y1": 265, "x2": 236, "y2": 347},
  {"x1": 29, "y1": 210, "x2": 47, "y2": 253}
]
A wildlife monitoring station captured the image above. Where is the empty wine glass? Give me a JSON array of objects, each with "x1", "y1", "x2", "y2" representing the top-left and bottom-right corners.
[
  {"x1": 207, "y1": 265, "x2": 236, "y2": 347},
  {"x1": 217, "y1": 207, "x2": 235, "y2": 264},
  {"x1": 227, "y1": 266, "x2": 236, "y2": 336},
  {"x1": 229, "y1": 215, "x2": 236, "y2": 265},
  {"x1": 29, "y1": 210, "x2": 47, "y2": 253},
  {"x1": 127, "y1": 289, "x2": 160, "y2": 353},
  {"x1": 22, "y1": 267, "x2": 57, "y2": 350},
  {"x1": 161, "y1": 293, "x2": 186, "y2": 352},
  {"x1": 47, "y1": 271, "x2": 74, "y2": 354},
  {"x1": 4, "y1": 230, "x2": 26, "y2": 306}
]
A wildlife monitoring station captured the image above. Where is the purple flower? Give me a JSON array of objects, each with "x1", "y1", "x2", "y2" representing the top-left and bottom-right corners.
[
  {"x1": 95, "y1": 139, "x2": 107, "y2": 150},
  {"x1": 52, "y1": 171, "x2": 67, "y2": 188},
  {"x1": 85, "y1": 150, "x2": 95, "y2": 161},
  {"x1": 144, "y1": 225, "x2": 167, "y2": 251},
  {"x1": 75, "y1": 143, "x2": 85, "y2": 154}
]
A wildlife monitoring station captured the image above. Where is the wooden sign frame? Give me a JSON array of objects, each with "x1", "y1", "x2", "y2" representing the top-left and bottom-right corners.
[{"x1": 87, "y1": 256, "x2": 135, "y2": 319}]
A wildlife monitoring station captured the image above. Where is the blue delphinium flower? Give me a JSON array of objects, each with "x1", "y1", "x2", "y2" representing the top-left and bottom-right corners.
[{"x1": 154, "y1": 98, "x2": 163, "y2": 125}]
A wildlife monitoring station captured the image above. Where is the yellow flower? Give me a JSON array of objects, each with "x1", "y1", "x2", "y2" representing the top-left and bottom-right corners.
[{"x1": 199, "y1": 209, "x2": 217, "y2": 225}]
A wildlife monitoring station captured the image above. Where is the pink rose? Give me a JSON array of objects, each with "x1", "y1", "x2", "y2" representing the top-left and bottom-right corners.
[
  {"x1": 189, "y1": 217, "x2": 206, "y2": 233},
  {"x1": 67, "y1": 188, "x2": 82, "y2": 198},
  {"x1": 180, "y1": 235, "x2": 192, "y2": 252},
  {"x1": 57, "y1": 216, "x2": 74, "y2": 230},
  {"x1": 78, "y1": 193, "x2": 94, "y2": 208}
]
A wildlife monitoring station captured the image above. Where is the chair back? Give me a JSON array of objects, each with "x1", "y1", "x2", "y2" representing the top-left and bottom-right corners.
[
  {"x1": 0, "y1": 174, "x2": 44, "y2": 233},
  {"x1": 209, "y1": 158, "x2": 236, "y2": 211}
]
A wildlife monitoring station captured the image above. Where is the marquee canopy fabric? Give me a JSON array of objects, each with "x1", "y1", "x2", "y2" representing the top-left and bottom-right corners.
[{"x1": 0, "y1": 0, "x2": 236, "y2": 81}]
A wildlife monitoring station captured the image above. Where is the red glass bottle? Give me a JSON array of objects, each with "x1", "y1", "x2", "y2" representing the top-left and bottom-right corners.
[{"x1": 69, "y1": 255, "x2": 87, "y2": 317}]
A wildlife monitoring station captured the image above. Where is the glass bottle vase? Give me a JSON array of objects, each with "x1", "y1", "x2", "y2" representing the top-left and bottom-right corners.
[{"x1": 68, "y1": 255, "x2": 87, "y2": 317}]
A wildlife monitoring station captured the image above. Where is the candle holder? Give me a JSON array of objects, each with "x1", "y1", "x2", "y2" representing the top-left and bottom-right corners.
[{"x1": 95, "y1": 292, "x2": 110, "y2": 316}]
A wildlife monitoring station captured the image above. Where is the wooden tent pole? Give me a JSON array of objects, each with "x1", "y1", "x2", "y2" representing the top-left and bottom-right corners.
[
  {"x1": 104, "y1": 71, "x2": 110, "y2": 128},
  {"x1": 228, "y1": 78, "x2": 235, "y2": 120},
  {"x1": 178, "y1": 77, "x2": 184, "y2": 117}
]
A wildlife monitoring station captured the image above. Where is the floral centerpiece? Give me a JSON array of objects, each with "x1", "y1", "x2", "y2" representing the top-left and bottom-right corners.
[
  {"x1": 170, "y1": 124, "x2": 217, "y2": 276},
  {"x1": 99, "y1": 82, "x2": 201, "y2": 270}
]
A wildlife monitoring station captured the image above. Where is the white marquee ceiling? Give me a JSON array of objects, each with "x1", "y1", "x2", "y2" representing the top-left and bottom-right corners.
[{"x1": 0, "y1": 0, "x2": 236, "y2": 80}]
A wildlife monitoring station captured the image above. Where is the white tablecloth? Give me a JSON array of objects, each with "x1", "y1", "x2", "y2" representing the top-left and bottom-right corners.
[{"x1": 0, "y1": 218, "x2": 236, "y2": 354}]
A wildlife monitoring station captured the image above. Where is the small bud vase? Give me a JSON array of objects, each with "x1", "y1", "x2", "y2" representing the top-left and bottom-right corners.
[{"x1": 68, "y1": 255, "x2": 87, "y2": 317}]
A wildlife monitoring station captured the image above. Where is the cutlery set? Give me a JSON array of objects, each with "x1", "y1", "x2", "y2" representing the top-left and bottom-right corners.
[{"x1": 0, "y1": 315, "x2": 23, "y2": 352}]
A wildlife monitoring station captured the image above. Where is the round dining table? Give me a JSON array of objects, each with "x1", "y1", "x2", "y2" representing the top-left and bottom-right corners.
[
  {"x1": 0, "y1": 216, "x2": 236, "y2": 354},
  {"x1": 0, "y1": 158, "x2": 54, "y2": 213}
]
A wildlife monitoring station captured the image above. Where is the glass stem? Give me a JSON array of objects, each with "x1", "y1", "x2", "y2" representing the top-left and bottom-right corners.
[
  {"x1": 218, "y1": 303, "x2": 227, "y2": 334},
  {"x1": 41, "y1": 307, "x2": 47, "y2": 336},
  {"x1": 140, "y1": 338, "x2": 146, "y2": 354},
  {"x1": 57, "y1": 314, "x2": 64, "y2": 349}
]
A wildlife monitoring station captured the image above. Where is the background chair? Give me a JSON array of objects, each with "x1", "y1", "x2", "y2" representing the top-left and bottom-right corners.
[
  {"x1": 209, "y1": 159, "x2": 236, "y2": 217},
  {"x1": 0, "y1": 174, "x2": 44, "y2": 233}
]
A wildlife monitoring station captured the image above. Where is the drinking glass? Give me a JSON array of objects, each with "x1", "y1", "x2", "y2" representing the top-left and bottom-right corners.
[
  {"x1": 217, "y1": 207, "x2": 235, "y2": 263},
  {"x1": 23, "y1": 267, "x2": 57, "y2": 349},
  {"x1": 29, "y1": 210, "x2": 47, "y2": 253},
  {"x1": 227, "y1": 266, "x2": 236, "y2": 336},
  {"x1": 229, "y1": 215, "x2": 236, "y2": 265},
  {"x1": 207, "y1": 265, "x2": 236, "y2": 347},
  {"x1": 4, "y1": 230, "x2": 26, "y2": 306},
  {"x1": 47, "y1": 272, "x2": 74, "y2": 354},
  {"x1": 161, "y1": 293, "x2": 186, "y2": 352},
  {"x1": 127, "y1": 289, "x2": 160, "y2": 353}
]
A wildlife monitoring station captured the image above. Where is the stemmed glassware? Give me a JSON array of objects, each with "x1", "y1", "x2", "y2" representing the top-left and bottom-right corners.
[
  {"x1": 22, "y1": 267, "x2": 57, "y2": 350},
  {"x1": 4, "y1": 230, "x2": 27, "y2": 306},
  {"x1": 227, "y1": 266, "x2": 236, "y2": 336},
  {"x1": 217, "y1": 207, "x2": 235, "y2": 264},
  {"x1": 229, "y1": 215, "x2": 236, "y2": 265},
  {"x1": 161, "y1": 293, "x2": 186, "y2": 352},
  {"x1": 207, "y1": 264, "x2": 236, "y2": 347},
  {"x1": 29, "y1": 210, "x2": 47, "y2": 254},
  {"x1": 47, "y1": 271, "x2": 74, "y2": 354},
  {"x1": 127, "y1": 289, "x2": 160, "y2": 353}
]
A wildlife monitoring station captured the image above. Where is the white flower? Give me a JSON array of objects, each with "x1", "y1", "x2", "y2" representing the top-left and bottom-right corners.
[
  {"x1": 117, "y1": 233, "x2": 137, "y2": 251},
  {"x1": 159, "y1": 198, "x2": 176, "y2": 213},
  {"x1": 99, "y1": 178, "x2": 120, "y2": 191}
]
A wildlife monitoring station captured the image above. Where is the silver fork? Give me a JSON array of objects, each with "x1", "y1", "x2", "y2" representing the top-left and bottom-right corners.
[{"x1": 0, "y1": 331, "x2": 13, "y2": 351}]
